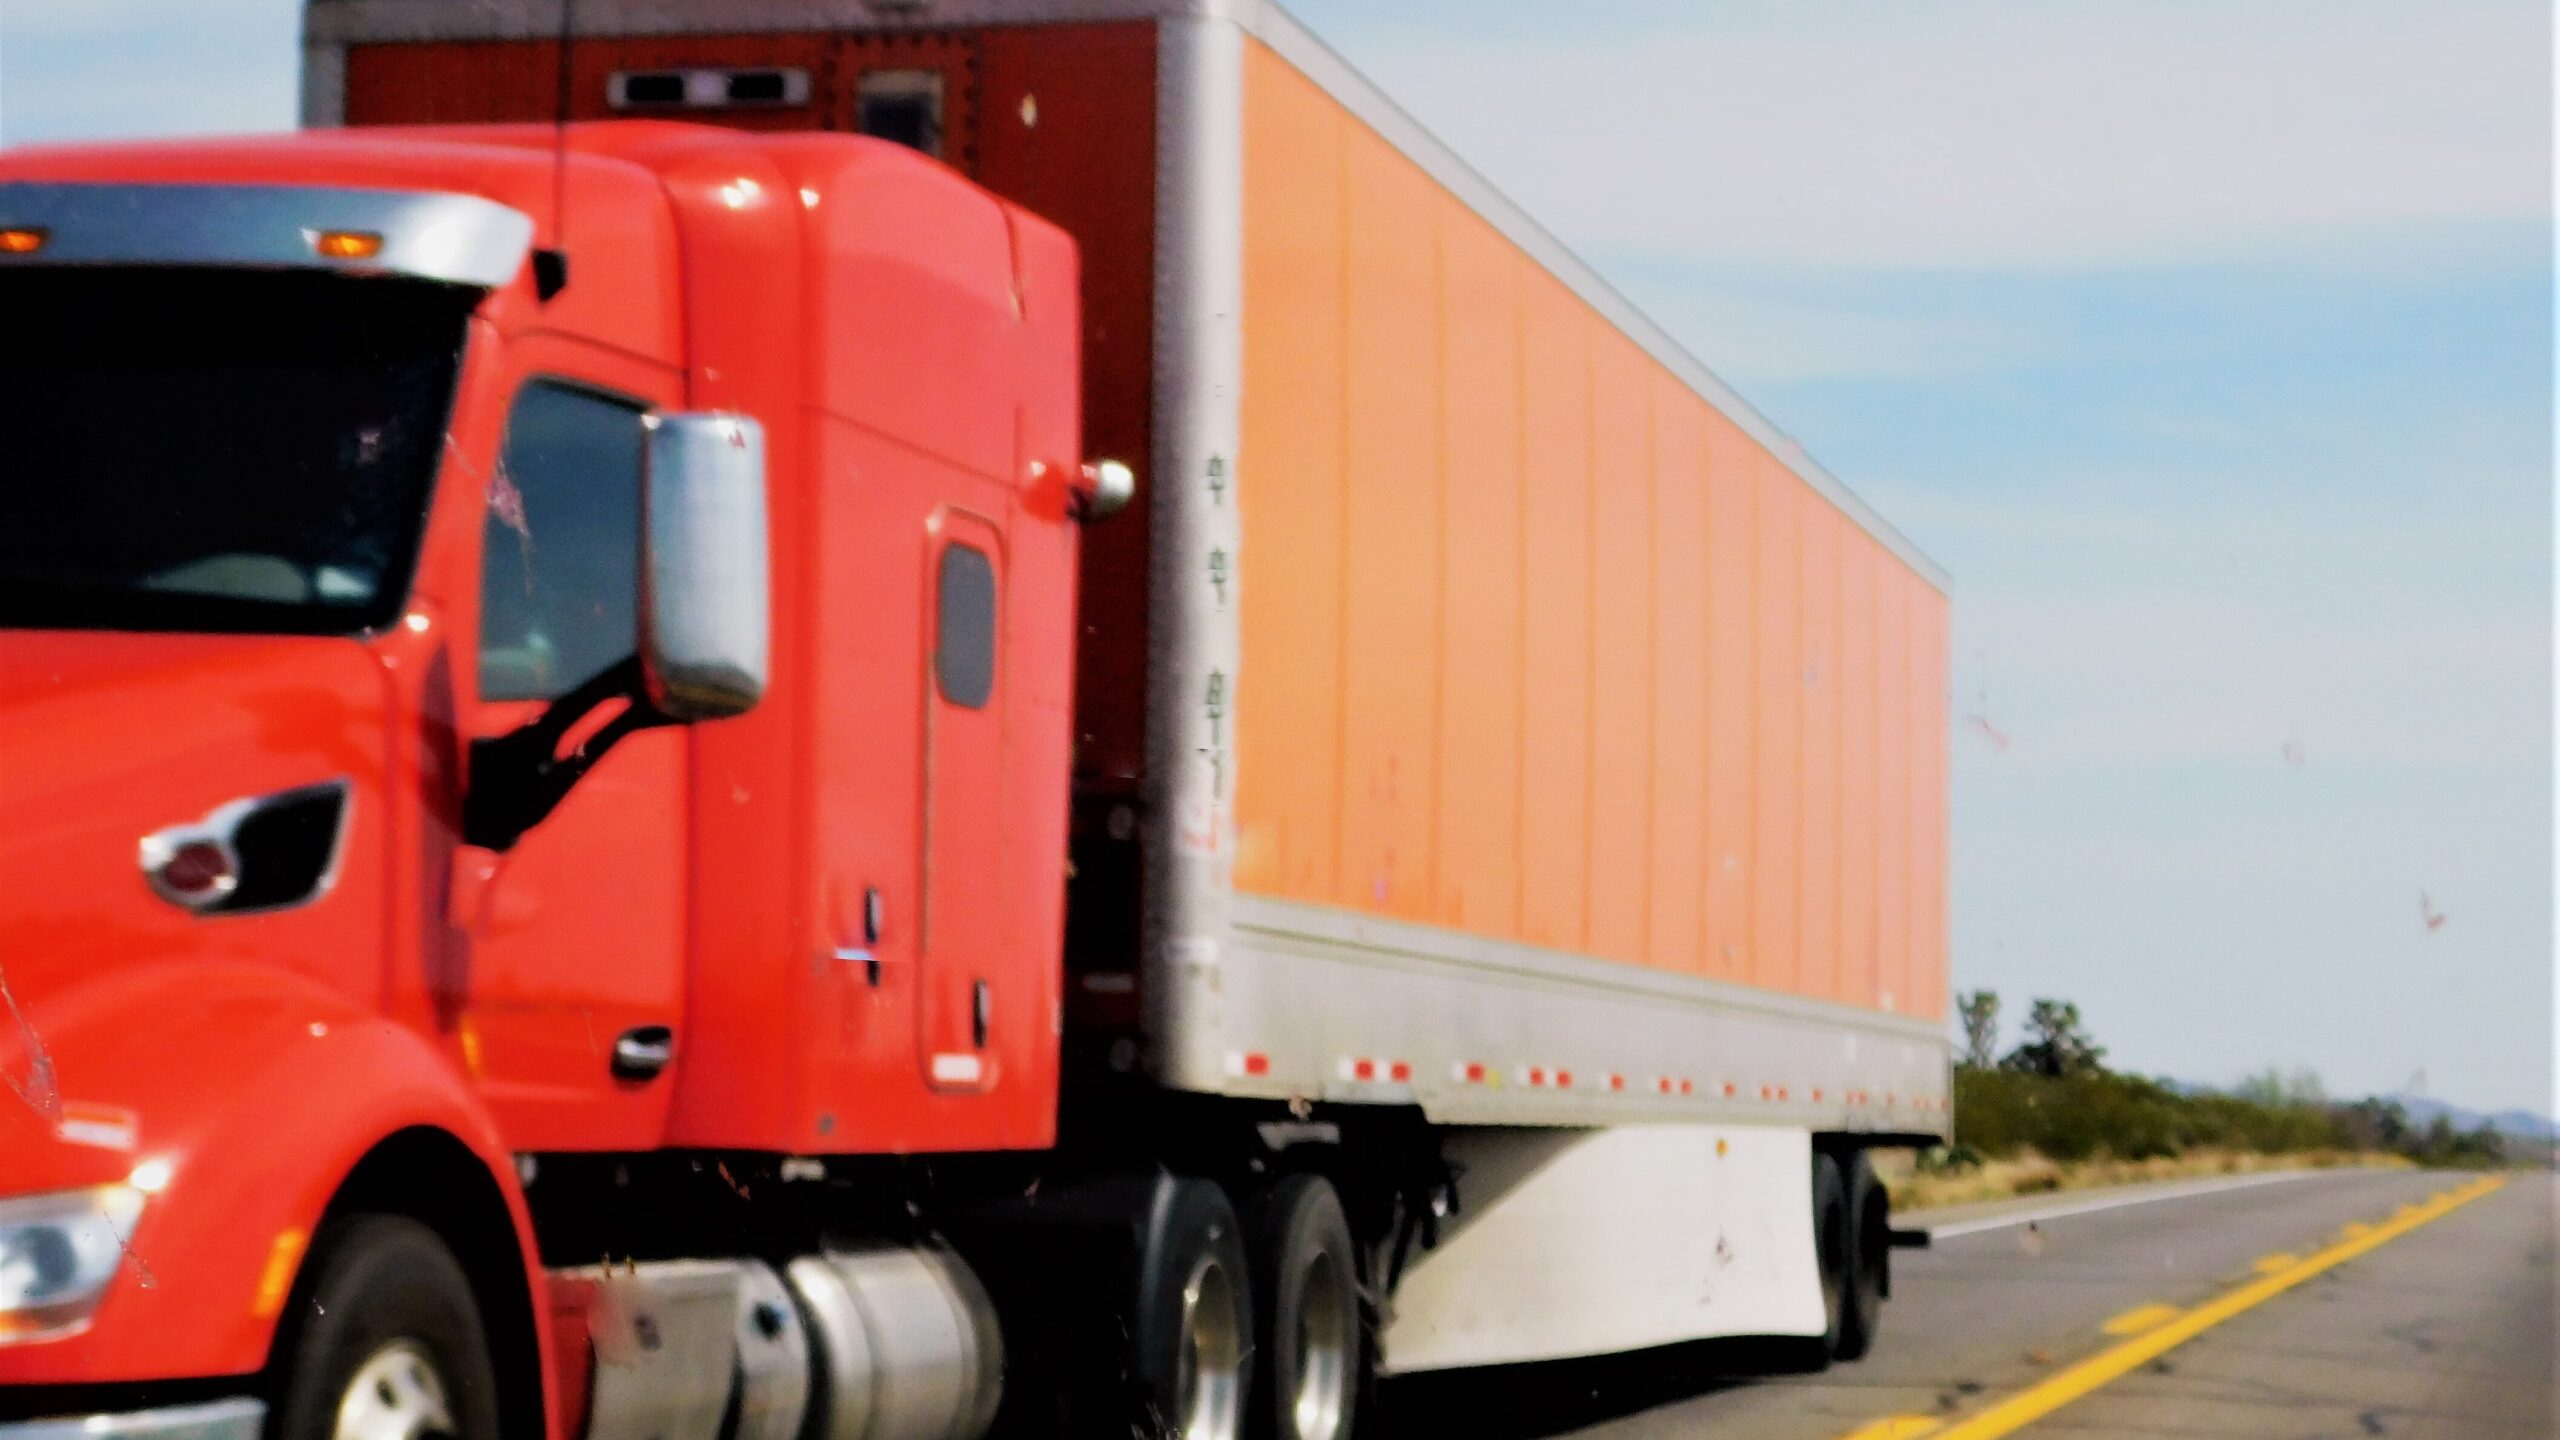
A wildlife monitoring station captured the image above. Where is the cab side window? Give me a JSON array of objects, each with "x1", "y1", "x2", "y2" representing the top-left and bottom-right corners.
[{"x1": 479, "y1": 382, "x2": 645, "y2": 701}]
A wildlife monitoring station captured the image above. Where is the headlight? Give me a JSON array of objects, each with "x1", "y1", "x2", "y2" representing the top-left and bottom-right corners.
[{"x1": 0, "y1": 1185, "x2": 146, "y2": 1344}]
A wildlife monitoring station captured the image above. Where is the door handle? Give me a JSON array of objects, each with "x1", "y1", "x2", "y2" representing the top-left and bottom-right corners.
[
  {"x1": 611, "y1": 1025, "x2": 675, "y2": 1082},
  {"x1": 834, "y1": 946, "x2": 885, "y2": 988}
]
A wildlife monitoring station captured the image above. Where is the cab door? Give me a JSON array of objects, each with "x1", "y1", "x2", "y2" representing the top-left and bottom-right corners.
[
  {"x1": 918, "y1": 509, "x2": 1006, "y2": 1092},
  {"x1": 461, "y1": 346, "x2": 689, "y2": 1151}
]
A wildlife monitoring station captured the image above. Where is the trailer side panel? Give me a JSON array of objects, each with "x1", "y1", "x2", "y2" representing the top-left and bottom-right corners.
[{"x1": 1188, "y1": 34, "x2": 1951, "y2": 1128}]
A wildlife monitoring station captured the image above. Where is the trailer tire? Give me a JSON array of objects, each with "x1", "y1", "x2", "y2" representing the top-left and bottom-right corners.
[
  {"x1": 1250, "y1": 1175, "x2": 1364, "y2": 1440},
  {"x1": 1782, "y1": 1153, "x2": 1851, "y2": 1371},
  {"x1": 1834, "y1": 1153, "x2": 1889, "y2": 1361},
  {"x1": 268, "y1": 1214, "x2": 504, "y2": 1440},
  {"x1": 1132, "y1": 1177, "x2": 1254, "y2": 1440}
]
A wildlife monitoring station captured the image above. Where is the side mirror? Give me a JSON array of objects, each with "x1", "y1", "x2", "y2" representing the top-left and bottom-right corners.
[{"x1": 641, "y1": 412, "x2": 771, "y2": 721}]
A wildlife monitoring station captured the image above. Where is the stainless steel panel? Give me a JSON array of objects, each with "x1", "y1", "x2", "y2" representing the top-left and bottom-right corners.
[
  {"x1": 786, "y1": 1247, "x2": 1002, "y2": 1440},
  {"x1": 732, "y1": 1261, "x2": 813, "y2": 1440},
  {"x1": 563, "y1": 1260, "x2": 743, "y2": 1440}
]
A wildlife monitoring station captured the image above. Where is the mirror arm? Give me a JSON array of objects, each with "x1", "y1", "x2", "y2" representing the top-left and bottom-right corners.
[{"x1": 462, "y1": 655, "x2": 671, "y2": 852}]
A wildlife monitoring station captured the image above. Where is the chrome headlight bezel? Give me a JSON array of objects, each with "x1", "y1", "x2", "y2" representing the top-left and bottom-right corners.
[{"x1": 0, "y1": 1184, "x2": 147, "y2": 1344}]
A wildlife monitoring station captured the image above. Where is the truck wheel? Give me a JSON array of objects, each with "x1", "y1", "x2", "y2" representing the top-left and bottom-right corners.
[
  {"x1": 269, "y1": 1215, "x2": 504, "y2": 1440},
  {"x1": 1786, "y1": 1153, "x2": 1850, "y2": 1371},
  {"x1": 1135, "y1": 1178, "x2": 1253, "y2": 1440},
  {"x1": 1833, "y1": 1153, "x2": 1889, "y2": 1361},
  {"x1": 1250, "y1": 1176, "x2": 1363, "y2": 1440}
]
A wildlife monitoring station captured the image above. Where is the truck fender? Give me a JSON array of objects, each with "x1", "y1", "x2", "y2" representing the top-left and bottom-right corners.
[{"x1": 0, "y1": 958, "x2": 551, "y2": 1423}]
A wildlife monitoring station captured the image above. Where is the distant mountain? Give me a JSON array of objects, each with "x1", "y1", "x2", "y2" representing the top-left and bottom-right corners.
[
  {"x1": 2389, "y1": 1093, "x2": 2558, "y2": 1143},
  {"x1": 2148, "y1": 1077, "x2": 2558, "y2": 1143}
]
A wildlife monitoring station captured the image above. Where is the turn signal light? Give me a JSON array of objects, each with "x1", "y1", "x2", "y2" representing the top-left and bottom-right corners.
[
  {"x1": 0, "y1": 228, "x2": 48, "y2": 255},
  {"x1": 309, "y1": 229, "x2": 385, "y2": 261}
]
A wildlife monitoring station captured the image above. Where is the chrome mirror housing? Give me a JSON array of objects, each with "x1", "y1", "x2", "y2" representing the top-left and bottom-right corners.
[{"x1": 641, "y1": 412, "x2": 771, "y2": 721}]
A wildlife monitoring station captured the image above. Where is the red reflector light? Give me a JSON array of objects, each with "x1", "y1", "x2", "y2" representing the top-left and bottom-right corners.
[
  {"x1": 1242, "y1": 1053, "x2": 1270, "y2": 1077},
  {"x1": 155, "y1": 840, "x2": 237, "y2": 901},
  {"x1": 1463, "y1": 1062, "x2": 1486, "y2": 1084},
  {"x1": 0, "y1": 227, "x2": 47, "y2": 255},
  {"x1": 1352, "y1": 1059, "x2": 1376, "y2": 1081},
  {"x1": 1389, "y1": 1061, "x2": 1411, "y2": 1083}
]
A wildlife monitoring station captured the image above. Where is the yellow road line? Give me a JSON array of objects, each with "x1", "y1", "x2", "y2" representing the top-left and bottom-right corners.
[
  {"x1": 1923, "y1": 1175, "x2": 2507, "y2": 1440},
  {"x1": 2250, "y1": 1252, "x2": 2298, "y2": 1274},
  {"x1": 2098, "y1": 1302, "x2": 2181, "y2": 1336}
]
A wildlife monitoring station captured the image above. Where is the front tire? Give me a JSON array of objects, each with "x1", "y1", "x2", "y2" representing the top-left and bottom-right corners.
[
  {"x1": 269, "y1": 1215, "x2": 503, "y2": 1440},
  {"x1": 1250, "y1": 1175, "x2": 1363, "y2": 1440}
]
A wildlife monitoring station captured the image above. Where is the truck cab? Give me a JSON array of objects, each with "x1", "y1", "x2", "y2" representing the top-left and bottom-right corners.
[{"x1": 0, "y1": 124, "x2": 1092, "y2": 1436}]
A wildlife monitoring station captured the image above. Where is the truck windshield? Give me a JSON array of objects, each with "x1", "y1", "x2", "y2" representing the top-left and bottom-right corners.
[{"x1": 0, "y1": 269, "x2": 472, "y2": 636}]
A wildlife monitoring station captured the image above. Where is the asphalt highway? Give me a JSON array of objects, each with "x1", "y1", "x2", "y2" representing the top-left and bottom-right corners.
[{"x1": 1377, "y1": 1167, "x2": 2556, "y2": 1439}]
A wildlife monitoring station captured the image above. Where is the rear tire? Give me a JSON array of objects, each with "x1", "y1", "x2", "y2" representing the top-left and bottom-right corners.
[
  {"x1": 1249, "y1": 1175, "x2": 1364, "y2": 1440},
  {"x1": 1132, "y1": 1178, "x2": 1254, "y2": 1440},
  {"x1": 1834, "y1": 1152, "x2": 1889, "y2": 1361},
  {"x1": 269, "y1": 1215, "x2": 503, "y2": 1440},
  {"x1": 1784, "y1": 1153, "x2": 1850, "y2": 1371}
]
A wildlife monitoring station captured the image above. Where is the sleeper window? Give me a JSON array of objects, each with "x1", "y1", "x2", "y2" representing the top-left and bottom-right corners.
[{"x1": 936, "y1": 542, "x2": 996, "y2": 710}]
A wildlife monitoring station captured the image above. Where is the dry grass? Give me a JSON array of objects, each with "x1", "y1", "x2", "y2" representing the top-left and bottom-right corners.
[{"x1": 1876, "y1": 1147, "x2": 2418, "y2": 1214}]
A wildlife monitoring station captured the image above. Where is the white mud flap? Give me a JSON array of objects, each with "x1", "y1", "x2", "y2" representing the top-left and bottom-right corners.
[{"x1": 1379, "y1": 1124, "x2": 1825, "y2": 1373}]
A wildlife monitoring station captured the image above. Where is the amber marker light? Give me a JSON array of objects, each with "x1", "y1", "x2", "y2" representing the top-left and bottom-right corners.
[
  {"x1": 308, "y1": 228, "x2": 386, "y2": 261},
  {"x1": 0, "y1": 227, "x2": 49, "y2": 255}
]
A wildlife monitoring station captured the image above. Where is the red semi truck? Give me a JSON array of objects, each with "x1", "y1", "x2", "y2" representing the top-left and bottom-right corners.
[{"x1": 0, "y1": 4, "x2": 1952, "y2": 1439}]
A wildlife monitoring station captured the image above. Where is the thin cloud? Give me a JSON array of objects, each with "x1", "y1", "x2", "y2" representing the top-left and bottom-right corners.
[
  {"x1": 1317, "y1": 0, "x2": 2549, "y2": 270},
  {"x1": 1607, "y1": 270, "x2": 2056, "y2": 384}
]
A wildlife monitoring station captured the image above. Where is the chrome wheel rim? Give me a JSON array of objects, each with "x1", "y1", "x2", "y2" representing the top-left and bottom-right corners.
[
  {"x1": 334, "y1": 1340, "x2": 456, "y2": 1440},
  {"x1": 1175, "y1": 1252, "x2": 1244, "y2": 1440},
  {"x1": 1290, "y1": 1249, "x2": 1354, "y2": 1440}
]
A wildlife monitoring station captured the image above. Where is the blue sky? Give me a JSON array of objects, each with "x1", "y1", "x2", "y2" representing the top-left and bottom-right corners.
[{"x1": 4, "y1": 1, "x2": 2551, "y2": 1113}]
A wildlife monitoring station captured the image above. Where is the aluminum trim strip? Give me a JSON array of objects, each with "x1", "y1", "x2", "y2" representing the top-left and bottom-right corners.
[
  {"x1": 1190, "y1": 895, "x2": 1952, "y2": 1137},
  {"x1": 0, "y1": 183, "x2": 534, "y2": 290},
  {"x1": 303, "y1": 0, "x2": 1248, "y2": 43},
  {"x1": 301, "y1": 36, "x2": 349, "y2": 127},
  {"x1": 0, "y1": 1401, "x2": 266, "y2": 1440},
  {"x1": 1139, "y1": 13, "x2": 1249, "y2": 1097},
  {"x1": 1235, "y1": 895, "x2": 1946, "y2": 1040}
]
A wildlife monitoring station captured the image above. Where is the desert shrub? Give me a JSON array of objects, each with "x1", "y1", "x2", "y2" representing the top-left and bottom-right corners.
[{"x1": 1913, "y1": 1143, "x2": 1985, "y2": 1176}]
